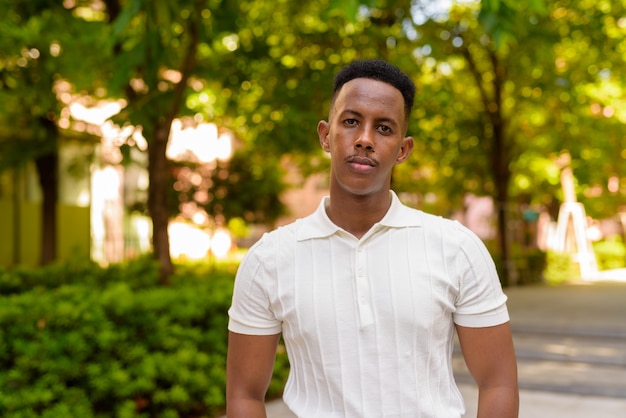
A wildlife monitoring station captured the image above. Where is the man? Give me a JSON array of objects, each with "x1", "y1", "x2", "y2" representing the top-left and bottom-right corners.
[{"x1": 227, "y1": 59, "x2": 519, "y2": 417}]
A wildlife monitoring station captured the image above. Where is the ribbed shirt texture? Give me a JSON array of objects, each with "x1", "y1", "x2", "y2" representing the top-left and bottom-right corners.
[{"x1": 228, "y1": 191, "x2": 509, "y2": 418}]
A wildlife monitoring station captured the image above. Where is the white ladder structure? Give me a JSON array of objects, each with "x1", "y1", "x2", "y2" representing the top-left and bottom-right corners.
[{"x1": 552, "y1": 201, "x2": 598, "y2": 279}]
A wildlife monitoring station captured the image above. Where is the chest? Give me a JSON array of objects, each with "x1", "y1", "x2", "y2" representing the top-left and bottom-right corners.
[{"x1": 269, "y1": 230, "x2": 459, "y2": 339}]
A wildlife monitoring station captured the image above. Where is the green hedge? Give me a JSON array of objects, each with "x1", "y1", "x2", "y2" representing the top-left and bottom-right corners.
[
  {"x1": 0, "y1": 258, "x2": 162, "y2": 295},
  {"x1": 0, "y1": 259, "x2": 287, "y2": 417},
  {"x1": 593, "y1": 236, "x2": 626, "y2": 270},
  {"x1": 543, "y1": 251, "x2": 580, "y2": 285}
]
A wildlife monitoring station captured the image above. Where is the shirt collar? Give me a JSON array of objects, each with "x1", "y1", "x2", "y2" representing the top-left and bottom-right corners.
[{"x1": 296, "y1": 190, "x2": 423, "y2": 241}]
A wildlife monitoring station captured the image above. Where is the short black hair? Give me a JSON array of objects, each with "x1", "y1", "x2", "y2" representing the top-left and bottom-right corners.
[{"x1": 332, "y1": 59, "x2": 415, "y2": 121}]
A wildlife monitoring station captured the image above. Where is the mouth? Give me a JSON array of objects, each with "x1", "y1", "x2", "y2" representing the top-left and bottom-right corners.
[{"x1": 346, "y1": 155, "x2": 376, "y2": 173}]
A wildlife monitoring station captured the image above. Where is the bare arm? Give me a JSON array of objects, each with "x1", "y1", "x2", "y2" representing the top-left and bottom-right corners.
[
  {"x1": 226, "y1": 331, "x2": 281, "y2": 418},
  {"x1": 456, "y1": 322, "x2": 519, "y2": 418}
]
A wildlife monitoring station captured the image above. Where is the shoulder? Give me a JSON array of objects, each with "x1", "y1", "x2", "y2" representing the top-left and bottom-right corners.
[
  {"x1": 424, "y1": 209, "x2": 479, "y2": 236},
  {"x1": 243, "y1": 216, "x2": 311, "y2": 262},
  {"x1": 247, "y1": 221, "x2": 297, "y2": 252},
  {"x1": 406, "y1": 206, "x2": 476, "y2": 241},
  {"x1": 401, "y1": 207, "x2": 490, "y2": 262}
]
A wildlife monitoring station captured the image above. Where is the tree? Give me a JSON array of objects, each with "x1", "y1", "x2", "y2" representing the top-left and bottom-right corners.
[
  {"x1": 361, "y1": 0, "x2": 552, "y2": 284},
  {"x1": 0, "y1": 0, "x2": 108, "y2": 265},
  {"x1": 394, "y1": 0, "x2": 626, "y2": 283},
  {"x1": 7, "y1": 0, "x2": 624, "y2": 285},
  {"x1": 100, "y1": 0, "x2": 419, "y2": 281},
  {"x1": 102, "y1": 0, "x2": 212, "y2": 283}
]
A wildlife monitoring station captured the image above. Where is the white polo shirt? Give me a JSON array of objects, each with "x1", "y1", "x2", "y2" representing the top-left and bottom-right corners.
[{"x1": 229, "y1": 191, "x2": 509, "y2": 418}]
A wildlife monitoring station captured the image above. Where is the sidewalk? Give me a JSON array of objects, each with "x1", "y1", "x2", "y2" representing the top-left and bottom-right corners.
[
  {"x1": 259, "y1": 280, "x2": 626, "y2": 417},
  {"x1": 461, "y1": 280, "x2": 626, "y2": 417},
  {"x1": 457, "y1": 382, "x2": 626, "y2": 418},
  {"x1": 505, "y1": 279, "x2": 626, "y2": 337},
  {"x1": 263, "y1": 383, "x2": 626, "y2": 418}
]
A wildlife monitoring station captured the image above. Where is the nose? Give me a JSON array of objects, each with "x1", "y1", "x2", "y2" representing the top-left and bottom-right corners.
[{"x1": 355, "y1": 129, "x2": 375, "y2": 152}]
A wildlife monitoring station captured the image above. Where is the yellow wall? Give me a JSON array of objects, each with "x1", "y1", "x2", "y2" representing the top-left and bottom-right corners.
[
  {"x1": 0, "y1": 199, "x2": 90, "y2": 267},
  {"x1": 58, "y1": 204, "x2": 91, "y2": 261},
  {"x1": 0, "y1": 200, "x2": 13, "y2": 266}
]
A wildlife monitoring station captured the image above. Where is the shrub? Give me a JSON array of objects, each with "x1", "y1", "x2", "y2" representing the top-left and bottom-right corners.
[
  {"x1": 593, "y1": 235, "x2": 626, "y2": 270},
  {"x1": 543, "y1": 251, "x2": 580, "y2": 285},
  {"x1": 0, "y1": 256, "x2": 161, "y2": 296},
  {"x1": 0, "y1": 259, "x2": 289, "y2": 417},
  {"x1": 492, "y1": 249, "x2": 547, "y2": 286}
]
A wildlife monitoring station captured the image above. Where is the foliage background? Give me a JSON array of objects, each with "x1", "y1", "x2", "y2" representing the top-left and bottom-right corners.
[
  {"x1": 0, "y1": 259, "x2": 291, "y2": 417},
  {"x1": 4, "y1": 0, "x2": 626, "y2": 284},
  {"x1": 3, "y1": 0, "x2": 626, "y2": 414}
]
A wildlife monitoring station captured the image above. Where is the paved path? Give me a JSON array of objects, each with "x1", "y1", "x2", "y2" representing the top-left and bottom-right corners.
[
  {"x1": 506, "y1": 280, "x2": 626, "y2": 337},
  {"x1": 232, "y1": 280, "x2": 626, "y2": 417},
  {"x1": 459, "y1": 280, "x2": 626, "y2": 417}
]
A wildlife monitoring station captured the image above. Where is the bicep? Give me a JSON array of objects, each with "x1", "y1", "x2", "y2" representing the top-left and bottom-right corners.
[
  {"x1": 455, "y1": 322, "x2": 518, "y2": 389},
  {"x1": 226, "y1": 331, "x2": 281, "y2": 401}
]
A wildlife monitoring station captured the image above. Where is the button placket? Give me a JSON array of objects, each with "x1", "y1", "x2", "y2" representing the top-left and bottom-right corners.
[{"x1": 355, "y1": 245, "x2": 374, "y2": 329}]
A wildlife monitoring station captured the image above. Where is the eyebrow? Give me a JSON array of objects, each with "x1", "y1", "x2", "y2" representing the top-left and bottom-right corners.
[{"x1": 339, "y1": 109, "x2": 400, "y2": 128}]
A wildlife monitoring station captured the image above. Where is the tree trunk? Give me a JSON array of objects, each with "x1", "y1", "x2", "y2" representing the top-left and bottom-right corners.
[
  {"x1": 35, "y1": 152, "x2": 58, "y2": 265},
  {"x1": 12, "y1": 168, "x2": 22, "y2": 265},
  {"x1": 146, "y1": 8, "x2": 200, "y2": 284},
  {"x1": 491, "y1": 108, "x2": 512, "y2": 287},
  {"x1": 489, "y1": 51, "x2": 513, "y2": 287},
  {"x1": 148, "y1": 123, "x2": 174, "y2": 284},
  {"x1": 461, "y1": 44, "x2": 513, "y2": 286},
  {"x1": 103, "y1": 0, "x2": 201, "y2": 284}
]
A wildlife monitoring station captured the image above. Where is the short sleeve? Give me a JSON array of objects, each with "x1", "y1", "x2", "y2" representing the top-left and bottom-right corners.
[
  {"x1": 452, "y1": 222, "x2": 510, "y2": 328},
  {"x1": 228, "y1": 237, "x2": 282, "y2": 335}
]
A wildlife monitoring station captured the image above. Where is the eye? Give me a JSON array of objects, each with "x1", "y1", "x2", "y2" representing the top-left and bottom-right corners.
[
  {"x1": 344, "y1": 118, "x2": 358, "y2": 126},
  {"x1": 378, "y1": 124, "x2": 392, "y2": 134}
]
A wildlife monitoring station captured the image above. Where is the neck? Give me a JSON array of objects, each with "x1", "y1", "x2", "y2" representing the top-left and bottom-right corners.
[{"x1": 326, "y1": 190, "x2": 392, "y2": 239}]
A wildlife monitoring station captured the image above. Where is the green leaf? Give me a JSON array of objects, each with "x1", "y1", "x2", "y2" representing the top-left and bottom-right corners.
[
  {"x1": 326, "y1": 0, "x2": 361, "y2": 22},
  {"x1": 110, "y1": 0, "x2": 142, "y2": 40}
]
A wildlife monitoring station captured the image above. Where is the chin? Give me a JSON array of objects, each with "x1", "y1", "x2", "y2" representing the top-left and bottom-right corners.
[
  {"x1": 341, "y1": 185, "x2": 384, "y2": 198},
  {"x1": 333, "y1": 175, "x2": 389, "y2": 198}
]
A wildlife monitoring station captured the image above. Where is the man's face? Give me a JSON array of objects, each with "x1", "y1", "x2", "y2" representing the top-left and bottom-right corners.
[{"x1": 317, "y1": 78, "x2": 414, "y2": 199}]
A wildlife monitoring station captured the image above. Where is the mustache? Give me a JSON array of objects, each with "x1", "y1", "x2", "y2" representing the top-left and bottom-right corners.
[{"x1": 345, "y1": 154, "x2": 377, "y2": 166}]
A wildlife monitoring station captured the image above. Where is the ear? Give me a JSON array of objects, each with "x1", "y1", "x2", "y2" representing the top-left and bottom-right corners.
[
  {"x1": 317, "y1": 120, "x2": 330, "y2": 152},
  {"x1": 395, "y1": 136, "x2": 414, "y2": 164}
]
